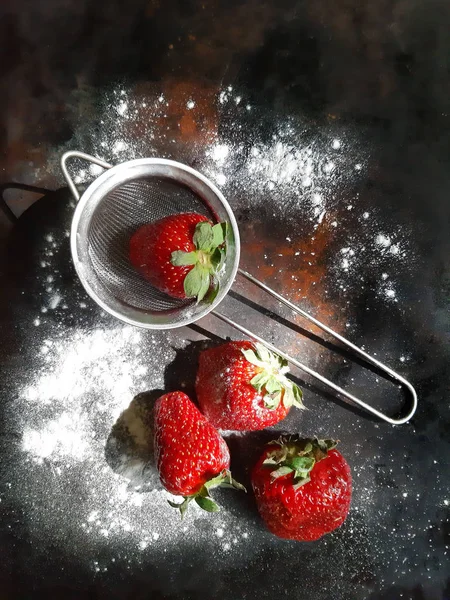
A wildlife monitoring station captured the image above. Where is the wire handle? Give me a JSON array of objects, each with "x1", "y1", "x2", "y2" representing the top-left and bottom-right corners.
[
  {"x1": 212, "y1": 269, "x2": 418, "y2": 425},
  {"x1": 61, "y1": 151, "x2": 113, "y2": 201}
]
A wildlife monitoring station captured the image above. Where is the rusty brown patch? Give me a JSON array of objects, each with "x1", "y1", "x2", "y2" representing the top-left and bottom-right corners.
[
  {"x1": 239, "y1": 213, "x2": 345, "y2": 345},
  {"x1": 161, "y1": 79, "x2": 219, "y2": 145},
  {"x1": 122, "y1": 79, "x2": 219, "y2": 150}
]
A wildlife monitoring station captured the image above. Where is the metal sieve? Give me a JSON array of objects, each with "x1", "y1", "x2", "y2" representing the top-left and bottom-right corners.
[{"x1": 61, "y1": 151, "x2": 417, "y2": 425}]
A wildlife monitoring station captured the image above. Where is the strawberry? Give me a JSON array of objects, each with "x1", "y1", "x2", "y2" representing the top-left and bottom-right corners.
[
  {"x1": 154, "y1": 391, "x2": 245, "y2": 516},
  {"x1": 129, "y1": 212, "x2": 228, "y2": 302},
  {"x1": 195, "y1": 341, "x2": 304, "y2": 431},
  {"x1": 251, "y1": 437, "x2": 352, "y2": 541}
]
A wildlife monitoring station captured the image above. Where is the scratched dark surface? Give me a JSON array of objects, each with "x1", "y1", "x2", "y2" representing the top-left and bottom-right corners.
[{"x1": 0, "y1": 1, "x2": 450, "y2": 599}]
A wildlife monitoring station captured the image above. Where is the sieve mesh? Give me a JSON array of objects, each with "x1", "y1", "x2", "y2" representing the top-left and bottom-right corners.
[
  {"x1": 67, "y1": 155, "x2": 240, "y2": 329},
  {"x1": 87, "y1": 177, "x2": 217, "y2": 312}
]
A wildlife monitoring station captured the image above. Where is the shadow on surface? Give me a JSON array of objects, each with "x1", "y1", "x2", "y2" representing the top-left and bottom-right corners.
[
  {"x1": 229, "y1": 288, "x2": 396, "y2": 378},
  {"x1": 105, "y1": 389, "x2": 163, "y2": 490},
  {"x1": 163, "y1": 337, "x2": 220, "y2": 400},
  {"x1": 219, "y1": 428, "x2": 283, "y2": 520}
]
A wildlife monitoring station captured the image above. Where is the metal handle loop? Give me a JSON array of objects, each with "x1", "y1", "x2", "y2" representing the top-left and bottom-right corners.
[
  {"x1": 61, "y1": 151, "x2": 113, "y2": 201},
  {"x1": 212, "y1": 269, "x2": 418, "y2": 425}
]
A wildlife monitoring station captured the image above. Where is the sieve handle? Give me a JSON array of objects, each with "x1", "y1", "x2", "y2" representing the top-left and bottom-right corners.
[
  {"x1": 212, "y1": 309, "x2": 417, "y2": 425},
  {"x1": 61, "y1": 151, "x2": 113, "y2": 201},
  {"x1": 211, "y1": 269, "x2": 418, "y2": 425}
]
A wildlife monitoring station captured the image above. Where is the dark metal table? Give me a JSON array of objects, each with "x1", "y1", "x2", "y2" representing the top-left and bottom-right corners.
[{"x1": 1, "y1": 1, "x2": 449, "y2": 598}]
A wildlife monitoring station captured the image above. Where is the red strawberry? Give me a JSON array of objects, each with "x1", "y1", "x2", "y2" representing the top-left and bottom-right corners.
[
  {"x1": 129, "y1": 212, "x2": 228, "y2": 302},
  {"x1": 195, "y1": 341, "x2": 304, "y2": 431},
  {"x1": 154, "y1": 391, "x2": 245, "y2": 516},
  {"x1": 252, "y1": 437, "x2": 352, "y2": 541}
]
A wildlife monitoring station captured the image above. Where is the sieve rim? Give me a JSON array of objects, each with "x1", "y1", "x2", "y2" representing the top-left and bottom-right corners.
[{"x1": 69, "y1": 157, "x2": 241, "y2": 329}]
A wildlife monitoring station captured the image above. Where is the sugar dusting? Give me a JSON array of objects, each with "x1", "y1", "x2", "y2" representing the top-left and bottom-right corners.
[
  {"x1": 13, "y1": 328, "x2": 252, "y2": 564},
  {"x1": 7, "y1": 228, "x2": 253, "y2": 568},
  {"x1": 9, "y1": 83, "x2": 444, "y2": 588},
  {"x1": 48, "y1": 82, "x2": 415, "y2": 313}
]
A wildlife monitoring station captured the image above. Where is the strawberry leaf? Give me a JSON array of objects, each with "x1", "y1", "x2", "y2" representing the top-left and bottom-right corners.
[
  {"x1": 270, "y1": 465, "x2": 293, "y2": 480},
  {"x1": 167, "y1": 470, "x2": 244, "y2": 518},
  {"x1": 265, "y1": 445, "x2": 289, "y2": 463},
  {"x1": 203, "y1": 472, "x2": 226, "y2": 491},
  {"x1": 293, "y1": 475, "x2": 312, "y2": 490},
  {"x1": 254, "y1": 342, "x2": 272, "y2": 365},
  {"x1": 168, "y1": 497, "x2": 192, "y2": 519},
  {"x1": 184, "y1": 264, "x2": 210, "y2": 301},
  {"x1": 195, "y1": 496, "x2": 220, "y2": 512},
  {"x1": 263, "y1": 391, "x2": 282, "y2": 409},
  {"x1": 250, "y1": 371, "x2": 271, "y2": 391},
  {"x1": 264, "y1": 377, "x2": 282, "y2": 394},
  {"x1": 278, "y1": 357, "x2": 290, "y2": 373},
  {"x1": 314, "y1": 439, "x2": 337, "y2": 461},
  {"x1": 197, "y1": 270, "x2": 211, "y2": 303},
  {"x1": 222, "y1": 470, "x2": 247, "y2": 492},
  {"x1": 203, "y1": 470, "x2": 246, "y2": 493},
  {"x1": 318, "y1": 439, "x2": 337, "y2": 452},
  {"x1": 211, "y1": 222, "x2": 226, "y2": 247},
  {"x1": 182, "y1": 221, "x2": 229, "y2": 304},
  {"x1": 283, "y1": 383, "x2": 305, "y2": 409},
  {"x1": 289, "y1": 456, "x2": 315, "y2": 474},
  {"x1": 171, "y1": 250, "x2": 199, "y2": 266},
  {"x1": 210, "y1": 247, "x2": 225, "y2": 270},
  {"x1": 220, "y1": 481, "x2": 247, "y2": 491},
  {"x1": 292, "y1": 384, "x2": 304, "y2": 408},
  {"x1": 193, "y1": 222, "x2": 214, "y2": 251},
  {"x1": 204, "y1": 279, "x2": 220, "y2": 304},
  {"x1": 265, "y1": 437, "x2": 338, "y2": 489},
  {"x1": 242, "y1": 348, "x2": 267, "y2": 369},
  {"x1": 243, "y1": 343, "x2": 305, "y2": 411}
]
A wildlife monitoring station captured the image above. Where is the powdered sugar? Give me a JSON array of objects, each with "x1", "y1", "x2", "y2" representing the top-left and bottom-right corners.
[
  {"x1": 208, "y1": 143, "x2": 229, "y2": 165},
  {"x1": 44, "y1": 82, "x2": 415, "y2": 315},
  {"x1": 10, "y1": 218, "x2": 253, "y2": 562},
  {"x1": 23, "y1": 411, "x2": 90, "y2": 461},
  {"x1": 22, "y1": 82, "x2": 417, "y2": 556},
  {"x1": 23, "y1": 326, "x2": 144, "y2": 416},
  {"x1": 1, "y1": 73, "x2": 444, "y2": 593},
  {"x1": 376, "y1": 234, "x2": 392, "y2": 248},
  {"x1": 13, "y1": 313, "x2": 253, "y2": 559}
]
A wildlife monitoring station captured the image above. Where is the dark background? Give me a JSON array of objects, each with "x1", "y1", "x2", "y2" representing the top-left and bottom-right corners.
[{"x1": 0, "y1": 0, "x2": 449, "y2": 599}]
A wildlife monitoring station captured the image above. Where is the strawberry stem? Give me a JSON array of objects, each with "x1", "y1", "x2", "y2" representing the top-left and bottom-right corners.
[
  {"x1": 167, "y1": 469, "x2": 246, "y2": 518},
  {"x1": 170, "y1": 221, "x2": 229, "y2": 303},
  {"x1": 242, "y1": 342, "x2": 305, "y2": 411},
  {"x1": 263, "y1": 437, "x2": 337, "y2": 488}
]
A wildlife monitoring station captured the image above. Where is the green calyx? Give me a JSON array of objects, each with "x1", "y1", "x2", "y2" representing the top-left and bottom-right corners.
[
  {"x1": 167, "y1": 469, "x2": 246, "y2": 518},
  {"x1": 170, "y1": 221, "x2": 229, "y2": 303},
  {"x1": 241, "y1": 342, "x2": 305, "y2": 411},
  {"x1": 263, "y1": 437, "x2": 337, "y2": 489}
]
